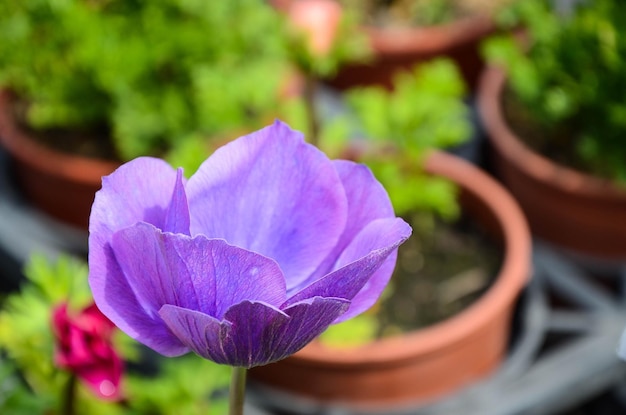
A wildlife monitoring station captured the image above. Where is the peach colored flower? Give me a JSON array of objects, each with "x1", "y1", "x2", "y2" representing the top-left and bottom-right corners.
[{"x1": 288, "y1": 0, "x2": 342, "y2": 56}]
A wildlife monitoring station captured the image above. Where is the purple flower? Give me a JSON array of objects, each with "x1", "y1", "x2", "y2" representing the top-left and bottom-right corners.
[{"x1": 89, "y1": 120, "x2": 411, "y2": 368}]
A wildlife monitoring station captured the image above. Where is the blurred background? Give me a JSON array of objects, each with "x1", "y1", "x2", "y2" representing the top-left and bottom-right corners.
[{"x1": 1, "y1": 0, "x2": 626, "y2": 414}]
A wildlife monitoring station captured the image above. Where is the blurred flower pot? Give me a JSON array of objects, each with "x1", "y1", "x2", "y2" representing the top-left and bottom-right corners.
[
  {"x1": 0, "y1": 71, "x2": 305, "y2": 231},
  {"x1": 327, "y1": 14, "x2": 494, "y2": 91},
  {"x1": 478, "y1": 66, "x2": 626, "y2": 261},
  {"x1": 249, "y1": 150, "x2": 531, "y2": 406},
  {"x1": 275, "y1": 0, "x2": 496, "y2": 92},
  {"x1": 0, "y1": 90, "x2": 119, "y2": 230}
]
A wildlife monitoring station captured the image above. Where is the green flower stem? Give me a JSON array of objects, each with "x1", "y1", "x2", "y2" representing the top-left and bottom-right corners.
[
  {"x1": 61, "y1": 373, "x2": 77, "y2": 415},
  {"x1": 228, "y1": 367, "x2": 247, "y2": 415}
]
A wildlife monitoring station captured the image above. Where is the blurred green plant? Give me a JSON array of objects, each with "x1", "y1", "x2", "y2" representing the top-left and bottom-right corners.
[
  {"x1": 345, "y1": 58, "x2": 470, "y2": 217},
  {"x1": 316, "y1": 58, "x2": 472, "y2": 346},
  {"x1": 0, "y1": 255, "x2": 91, "y2": 403},
  {"x1": 0, "y1": 0, "x2": 293, "y2": 172},
  {"x1": 126, "y1": 355, "x2": 231, "y2": 415},
  {"x1": 319, "y1": 307, "x2": 379, "y2": 347},
  {"x1": 484, "y1": 0, "x2": 626, "y2": 183},
  {"x1": 0, "y1": 254, "x2": 230, "y2": 414}
]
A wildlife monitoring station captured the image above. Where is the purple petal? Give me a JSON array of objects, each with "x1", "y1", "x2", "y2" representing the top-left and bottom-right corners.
[
  {"x1": 186, "y1": 120, "x2": 347, "y2": 289},
  {"x1": 332, "y1": 217, "x2": 412, "y2": 321},
  {"x1": 159, "y1": 297, "x2": 348, "y2": 367},
  {"x1": 89, "y1": 158, "x2": 191, "y2": 345},
  {"x1": 285, "y1": 218, "x2": 411, "y2": 322},
  {"x1": 164, "y1": 168, "x2": 191, "y2": 235},
  {"x1": 297, "y1": 160, "x2": 396, "y2": 293},
  {"x1": 332, "y1": 160, "x2": 395, "y2": 248},
  {"x1": 158, "y1": 305, "x2": 228, "y2": 363},
  {"x1": 266, "y1": 297, "x2": 349, "y2": 362},
  {"x1": 89, "y1": 246, "x2": 189, "y2": 357},
  {"x1": 112, "y1": 222, "x2": 287, "y2": 314},
  {"x1": 103, "y1": 223, "x2": 286, "y2": 356},
  {"x1": 90, "y1": 157, "x2": 190, "y2": 237}
]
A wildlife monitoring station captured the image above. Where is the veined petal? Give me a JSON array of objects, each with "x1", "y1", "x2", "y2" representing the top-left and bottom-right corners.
[
  {"x1": 88, "y1": 247, "x2": 189, "y2": 357},
  {"x1": 159, "y1": 305, "x2": 228, "y2": 364},
  {"x1": 90, "y1": 157, "x2": 190, "y2": 237},
  {"x1": 111, "y1": 222, "x2": 287, "y2": 318},
  {"x1": 159, "y1": 297, "x2": 348, "y2": 367},
  {"x1": 332, "y1": 217, "x2": 412, "y2": 321},
  {"x1": 333, "y1": 159, "x2": 395, "y2": 235},
  {"x1": 89, "y1": 157, "x2": 190, "y2": 348},
  {"x1": 186, "y1": 120, "x2": 348, "y2": 289},
  {"x1": 266, "y1": 297, "x2": 349, "y2": 362},
  {"x1": 285, "y1": 218, "x2": 411, "y2": 322},
  {"x1": 298, "y1": 160, "x2": 396, "y2": 293},
  {"x1": 104, "y1": 223, "x2": 286, "y2": 355}
]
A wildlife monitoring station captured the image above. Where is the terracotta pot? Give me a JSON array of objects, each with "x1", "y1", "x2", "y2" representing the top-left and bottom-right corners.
[
  {"x1": 0, "y1": 90, "x2": 120, "y2": 230},
  {"x1": 478, "y1": 66, "x2": 626, "y2": 261},
  {"x1": 249, "y1": 150, "x2": 531, "y2": 406},
  {"x1": 274, "y1": 0, "x2": 496, "y2": 92},
  {"x1": 326, "y1": 14, "x2": 495, "y2": 91}
]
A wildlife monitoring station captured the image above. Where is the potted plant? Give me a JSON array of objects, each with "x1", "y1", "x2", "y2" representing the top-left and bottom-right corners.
[
  {"x1": 249, "y1": 59, "x2": 531, "y2": 406},
  {"x1": 310, "y1": 0, "x2": 515, "y2": 91},
  {"x1": 479, "y1": 0, "x2": 626, "y2": 261},
  {"x1": 0, "y1": 253, "x2": 235, "y2": 414},
  {"x1": 0, "y1": 0, "x2": 296, "y2": 229}
]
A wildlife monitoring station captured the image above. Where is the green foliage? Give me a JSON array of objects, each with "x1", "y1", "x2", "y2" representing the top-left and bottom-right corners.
[
  {"x1": 0, "y1": 254, "x2": 230, "y2": 414},
  {"x1": 0, "y1": 357, "x2": 50, "y2": 415},
  {"x1": 318, "y1": 313, "x2": 378, "y2": 347},
  {"x1": 280, "y1": 94, "x2": 354, "y2": 159},
  {"x1": 484, "y1": 0, "x2": 626, "y2": 183},
  {"x1": 318, "y1": 282, "x2": 396, "y2": 347},
  {"x1": 342, "y1": 59, "x2": 470, "y2": 217},
  {"x1": 0, "y1": 0, "x2": 292, "y2": 165},
  {"x1": 0, "y1": 254, "x2": 91, "y2": 399},
  {"x1": 127, "y1": 356, "x2": 231, "y2": 415}
]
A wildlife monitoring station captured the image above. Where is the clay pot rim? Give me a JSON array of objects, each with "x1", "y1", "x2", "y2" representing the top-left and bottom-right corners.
[
  {"x1": 287, "y1": 150, "x2": 531, "y2": 368},
  {"x1": 0, "y1": 90, "x2": 121, "y2": 186},
  {"x1": 477, "y1": 65, "x2": 626, "y2": 200},
  {"x1": 365, "y1": 15, "x2": 495, "y2": 56}
]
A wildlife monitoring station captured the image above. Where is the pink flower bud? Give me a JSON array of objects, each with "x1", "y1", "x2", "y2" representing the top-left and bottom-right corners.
[{"x1": 52, "y1": 303, "x2": 123, "y2": 401}]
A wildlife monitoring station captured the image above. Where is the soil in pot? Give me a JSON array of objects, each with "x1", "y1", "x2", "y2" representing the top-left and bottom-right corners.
[
  {"x1": 8, "y1": 96, "x2": 121, "y2": 162},
  {"x1": 22, "y1": 124, "x2": 119, "y2": 162},
  {"x1": 320, "y1": 211, "x2": 503, "y2": 347},
  {"x1": 0, "y1": 91, "x2": 121, "y2": 230}
]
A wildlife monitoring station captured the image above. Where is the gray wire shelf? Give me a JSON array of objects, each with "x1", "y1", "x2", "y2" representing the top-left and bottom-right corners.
[{"x1": 247, "y1": 242, "x2": 626, "y2": 415}]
